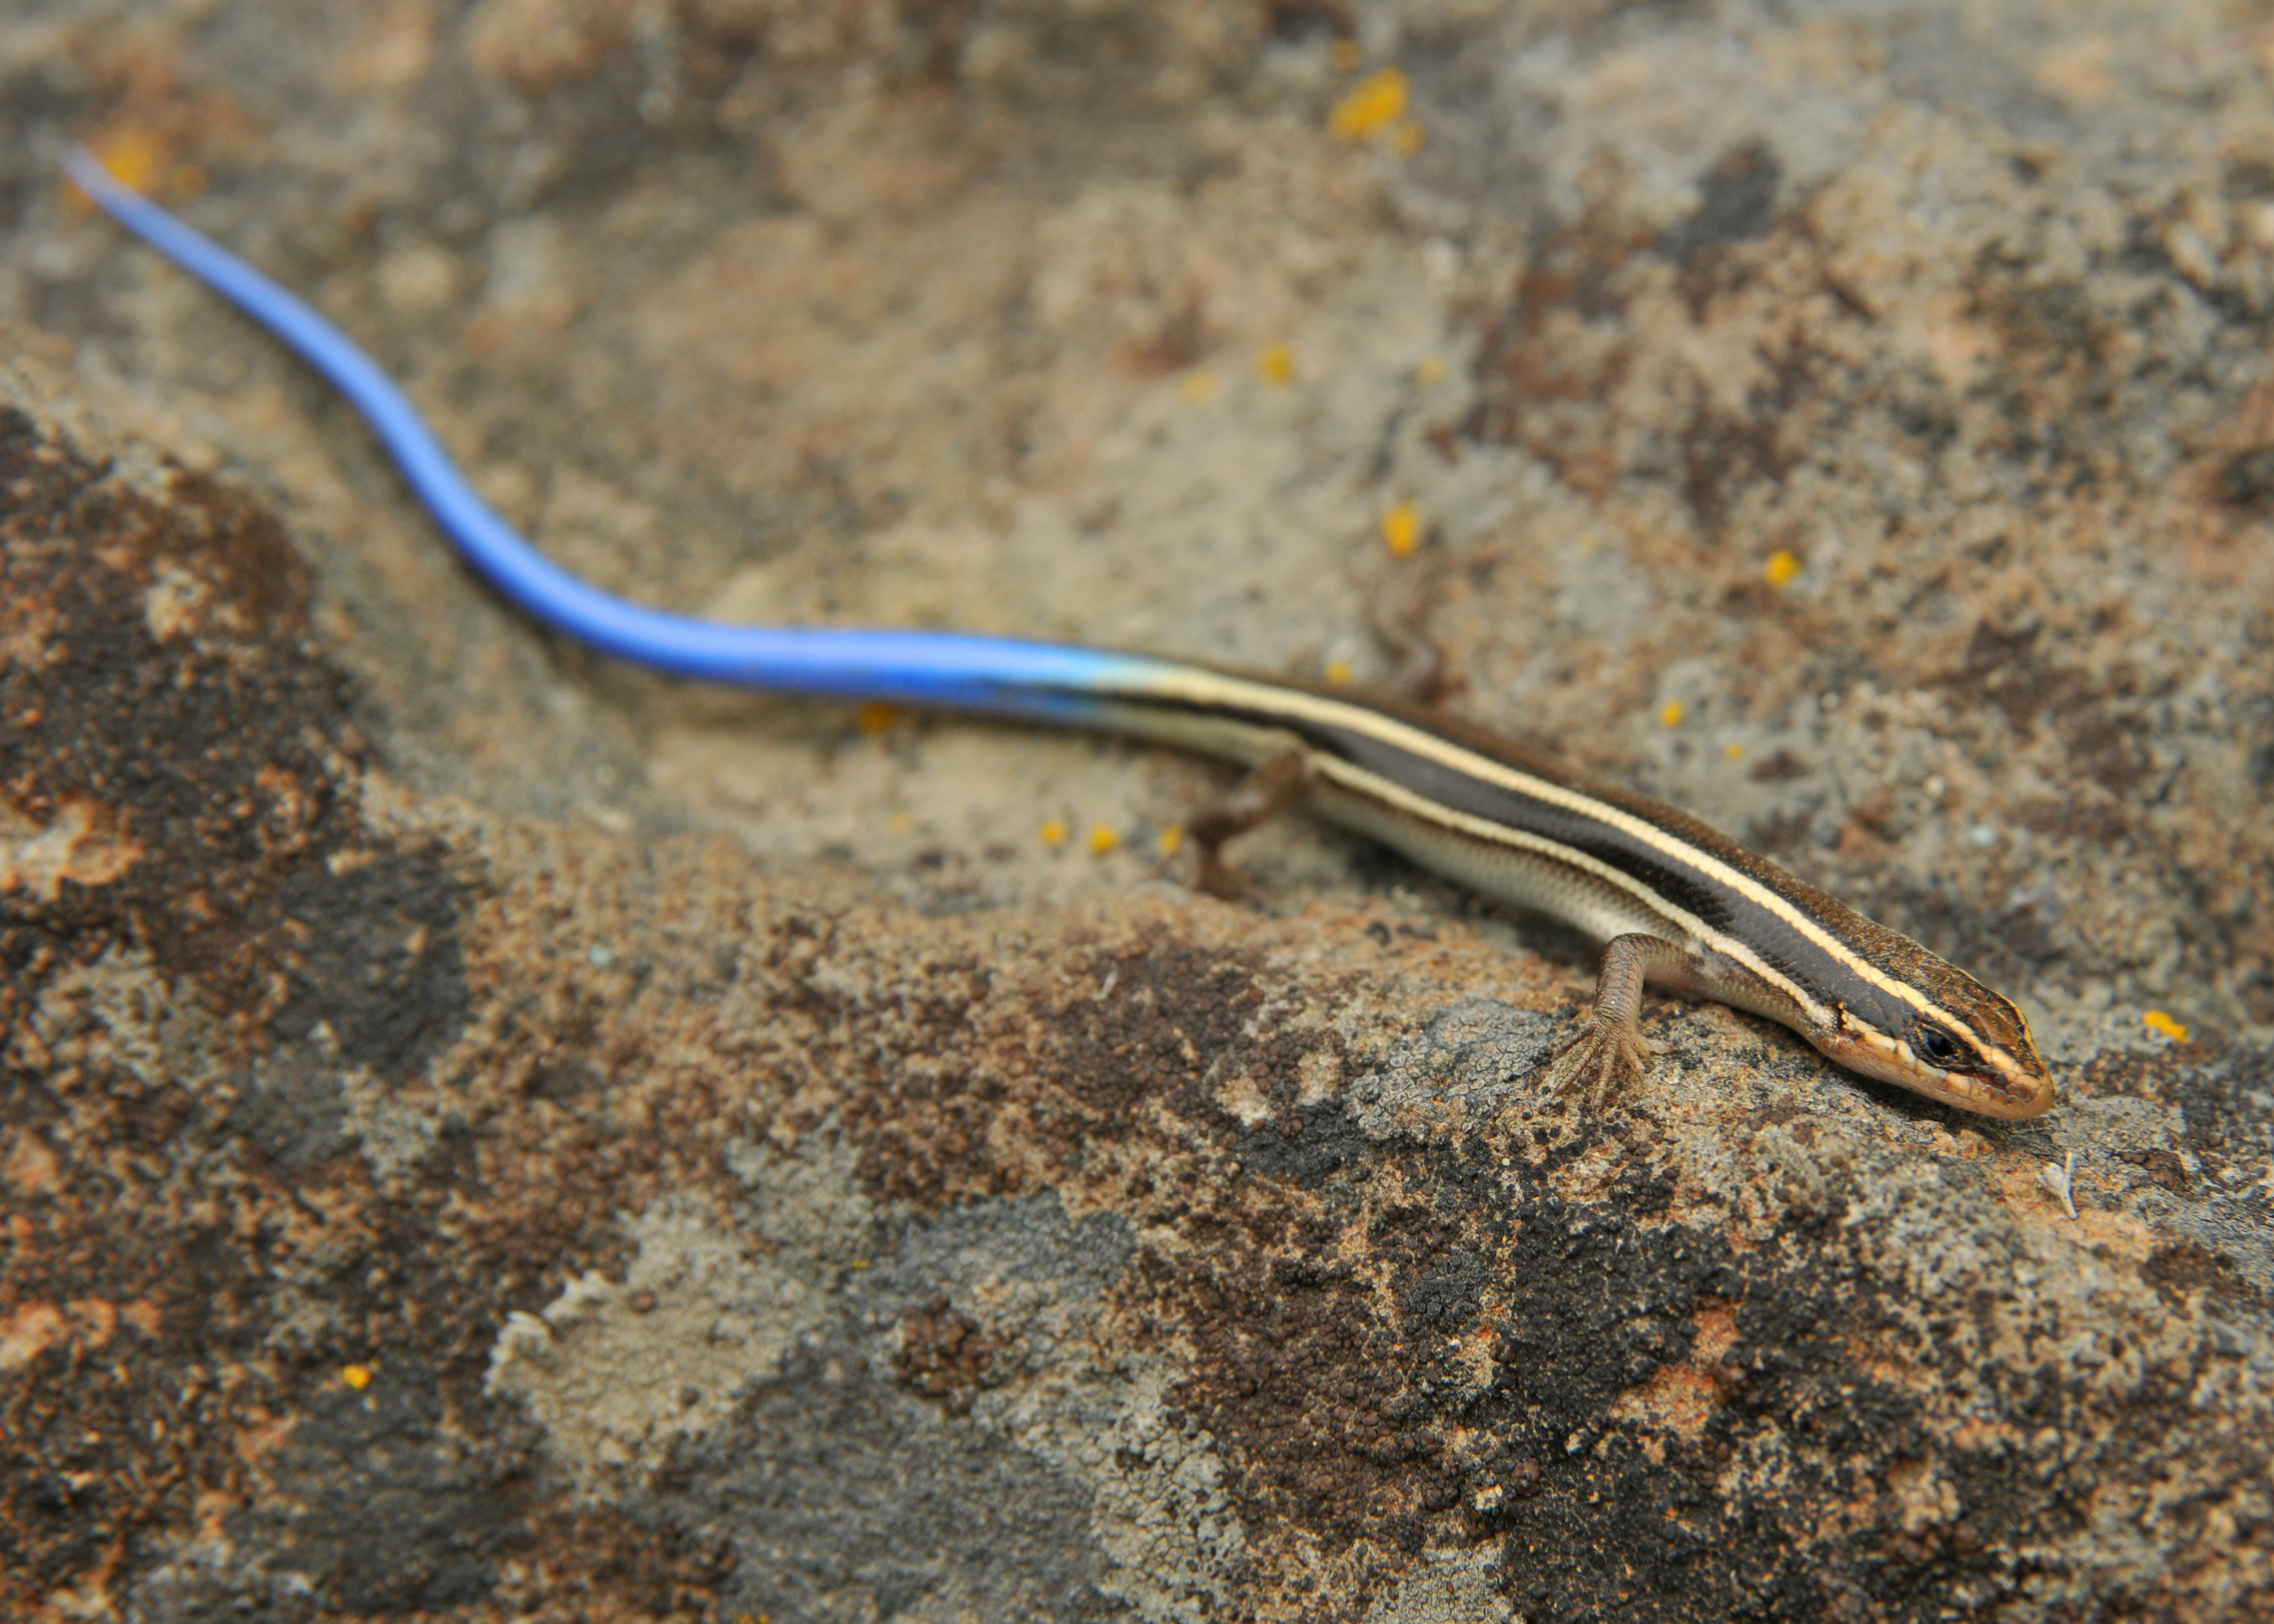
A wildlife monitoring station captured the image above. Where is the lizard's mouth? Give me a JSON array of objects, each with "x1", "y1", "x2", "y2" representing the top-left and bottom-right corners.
[{"x1": 1809, "y1": 1026, "x2": 2056, "y2": 1121}]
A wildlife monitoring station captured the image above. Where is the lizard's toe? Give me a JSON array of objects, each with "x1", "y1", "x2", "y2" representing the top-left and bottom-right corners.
[{"x1": 1540, "y1": 1019, "x2": 1662, "y2": 1109}]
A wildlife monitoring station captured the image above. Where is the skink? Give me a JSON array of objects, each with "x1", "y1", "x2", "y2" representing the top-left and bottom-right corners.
[{"x1": 60, "y1": 147, "x2": 2056, "y2": 1121}]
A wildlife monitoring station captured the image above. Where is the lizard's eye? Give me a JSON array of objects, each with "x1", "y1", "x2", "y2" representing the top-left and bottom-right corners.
[{"x1": 1913, "y1": 1024, "x2": 1965, "y2": 1068}]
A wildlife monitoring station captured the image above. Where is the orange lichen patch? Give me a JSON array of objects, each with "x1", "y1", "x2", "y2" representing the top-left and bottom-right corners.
[
  {"x1": 339, "y1": 1363, "x2": 373, "y2": 1390},
  {"x1": 1607, "y1": 1360, "x2": 1721, "y2": 1441},
  {"x1": 0, "y1": 796, "x2": 144, "y2": 903},
  {"x1": 1256, "y1": 344, "x2": 1296, "y2": 386},
  {"x1": 1928, "y1": 1127, "x2": 1992, "y2": 1159},
  {"x1": 192, "y1": 1486, "x2": 240, "y2": 1540},
  {"x1": 1329, "y1": 68, "x2": 1408, "y2": 143},
  {"x1": 2, "y1": 1129, "x2": 60, "y2": 1196},
  {"x1": 1764, "y1": 548, "x2": 1802, "y2": 586},
  {"x1": 1380, "y1": 501, "x2": 1420, "y2": 557},
  {"x1": 2142, "y1": 1009, "x2": 2189, "y2": 1043},
  {"x1": 0, "y1": 1302, "x2": 67, "y2": 1372},
  {"x1": 1990, "y1": 1160, "x2": 2159, "y2": 1257},
  {"x1": 68, "y1": 1298, "x2": 120, "y2": 1349},
  {"x1": 1688, "y1": 1301, "x2": 1740, "y2": 1366},
  {"x1": 1087, "y1": 826, "x2": 1120, "y2": 856},
  {"x1": 1658, "y1": 700, "x2": 1684, "y2": 728},
  {"x1": 854, "y1": 701, "x2": 899, "y2": 736},
  {"x1": 232, "y1": 1408, "x2": 295, "y2": 1469},
  {"x1": 1951, "y1": 1416, "x2": 2025, "y2": 1453}
]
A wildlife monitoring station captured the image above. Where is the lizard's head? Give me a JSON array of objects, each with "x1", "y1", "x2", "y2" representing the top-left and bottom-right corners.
[{"x1": 1807, "y1": 976, "x2": 2055, "y2": 1120}]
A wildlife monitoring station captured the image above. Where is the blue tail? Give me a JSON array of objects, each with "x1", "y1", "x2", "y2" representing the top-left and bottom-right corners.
[{"x1": 59, "y1": 145, "x2": 1162, "y2": 719}]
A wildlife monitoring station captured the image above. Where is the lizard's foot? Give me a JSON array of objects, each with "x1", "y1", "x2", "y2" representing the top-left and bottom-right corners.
[
  {"x1": 1191, "y1": 849, "x2": 1249, "y2": 901},
  {"x1": 1538, "y1": 1017, "x2": 1663, "y2": 1110}
]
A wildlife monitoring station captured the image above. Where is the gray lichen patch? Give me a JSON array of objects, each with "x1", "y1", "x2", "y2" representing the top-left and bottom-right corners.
[
  {"x1": 1362, "y1": 1548, "x2": 1515, "y2": 1624},
  {"x1": 484, "y1": 1190, "x2": 835, "y2": 1499},
  {"x1": 24, "y1": 944, "x2": 223, "y2": 1099},
  {"x1": 1349, "y1": 999, "x2": 1563, "y2": 1140}
]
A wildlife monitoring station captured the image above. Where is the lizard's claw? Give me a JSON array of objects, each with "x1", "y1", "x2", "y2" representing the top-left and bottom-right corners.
[{"x1": 1539, "y1": 1017, "x2": 1663, "y2": 1110}]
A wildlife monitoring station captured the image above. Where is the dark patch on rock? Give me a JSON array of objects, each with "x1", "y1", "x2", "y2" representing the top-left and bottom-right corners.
[
  {"x1": 1662, "y1": 143, "x2": 1782, "y2": 266},
  {"x1": 228, "y1": 1363, "x2": 524, "y2": 1614},
  {"x1": 0, "y1": 403, "x2": 466, "y2": 1067},
  {"x1": 272, "y1": 853, "x2": 468, "y2": 1082},
  {"x1": 1234, "y1": 1097, "x2": 1374, "y2": 1188},
  {"x1": 2116, "y1": 1147, "x2": 2194, "y2": 1196},
  {"x1": 0, "y1": 404, "x2": 482, "y2": 1603},
  {"x1": 2170, "y1": 1042, "x2": 2274, "y2": 1160},
  {"x1": 1261, "y1": 0, "x2": 1354, "y2": 44},
  {"x1": 2142, "y1": 1239, "x2": 2257, "y2": 1311},
  {"x1": 659, "y1": 1344, "x2": 1131, "y2": 1622},
  {"x1": 1465, "y1": 206, "x2": 1651, "y2": 497},
  {"x1": 1399, "y1": 1246, "x2": 1488, "y2": 1330},
  {"x1": 229, "y1": 1041, "x2": 354, "y2": 1168},
  {"x1": 2220, "y1": 443, "x2": 2274, "y2": 508}
]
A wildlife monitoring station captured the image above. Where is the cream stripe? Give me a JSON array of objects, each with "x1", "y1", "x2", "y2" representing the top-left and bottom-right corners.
[
  {"x1": 1133, "y1": 664, "x2": 1937, "y2": 1019},
  {"x1": 1310, "y1": 755, "x2": 1829, "y2": 1024}
]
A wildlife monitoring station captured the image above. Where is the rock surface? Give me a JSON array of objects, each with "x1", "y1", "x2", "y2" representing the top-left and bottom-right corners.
[{"x1": 4, "y1": 2, "x2": 2273, "y2": 1620}]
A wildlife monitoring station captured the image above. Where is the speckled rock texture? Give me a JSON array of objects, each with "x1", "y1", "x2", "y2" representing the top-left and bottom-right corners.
[{"x1": 5, "y1": 2, "x2": 2273, "y2": 1620}]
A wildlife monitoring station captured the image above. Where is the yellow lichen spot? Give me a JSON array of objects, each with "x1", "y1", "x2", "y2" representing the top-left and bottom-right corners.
[
  {"x1": 1765, "y1": 549, "x2": 1803, "y2": 587},
  {"x1": 66, "y1": 128, "x2": 166, "y2": 214},
  {"x1": 1325, "y1": 659, "x2": 1355, "y2": 685},
  {"x1": 1088, "y1": 826, "x2": 1121, "y2": 856},
  {"x1": 1179, "y1": 368, "x2": 1219, "y2": 404},
  {"x1": 855, "y1": 701, "x2": 898, "y2": 736},
  {"x1": 1329, "y1": 38, "x2": 1362, "y2": 73},
  {"x1": 1413, "y1": 356, "x2": 1446, "y2": 387},
  {"x1": 99, "y1": 128, "x2": 164, "y2": 192},
  {"x1": 888, "y1": 810, "x2": 913, "y2": 836},
  {"x1": 1040, "y1": 819, "x2": 1069, "y2": 849},
  {"x1": 1329, "y1": 67, "x2": 1409, "y2": 144},
  {"x1": 2142, "y1": 1010, "x2": 2190, "y2": 1043},
  {"x1": 1157, "y1": 826, "x2": 1183, "y2": 856},
  {"x1": 1658, "y1": 701, "x2": 1684, "y2": 728},
  {"x1": 1380, "y1": 501, "x2": 1420, "y2": 558},
  {"x1": 1256, "y1": 344, "x2": 1295, "y2": 386},
  {"x1": 340, "y1": 1364, "x2": 372, "y2": 1391},
  {"x1": 1723, "y1": 742, "x2": 1744, "y2": 761},
  {"x1": 1391, "y1": 120, "x2": 1427, "y2": 159},
  {"x1": 850, "y1": 1258, "x2": 870, "y2": 1270}
]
